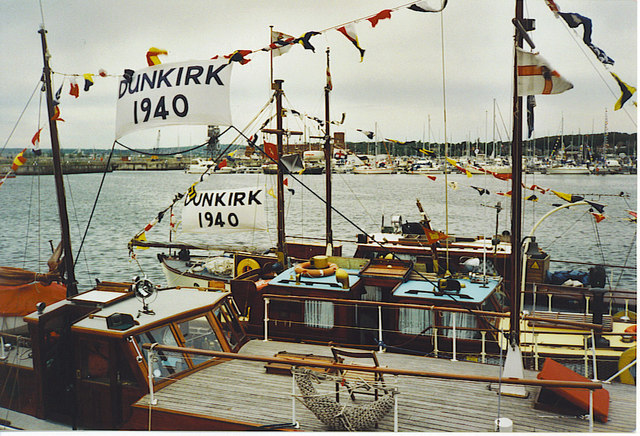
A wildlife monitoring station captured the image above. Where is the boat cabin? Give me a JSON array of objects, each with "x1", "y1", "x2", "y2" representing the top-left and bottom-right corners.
[
  {"x1": 231, "y1": 256, "x2": 508, "y2": 354},
  {"x1": 0, "y1": 283, "x2": 245, "y2": 429}
]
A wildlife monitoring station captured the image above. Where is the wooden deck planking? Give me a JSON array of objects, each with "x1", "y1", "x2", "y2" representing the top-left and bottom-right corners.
[{"x1": 135, "y1": 339, "x2": 636, "y2": 432}]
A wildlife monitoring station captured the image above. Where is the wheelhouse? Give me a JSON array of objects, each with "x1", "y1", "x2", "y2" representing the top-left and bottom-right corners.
[{"x1": 1, "y1": 284, "x2": 245, "y2": 429}]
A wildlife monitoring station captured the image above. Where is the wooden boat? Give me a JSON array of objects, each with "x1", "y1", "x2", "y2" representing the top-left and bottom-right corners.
[{"x1": 2, "y1": 278, "x2": 632, "y2": 431}]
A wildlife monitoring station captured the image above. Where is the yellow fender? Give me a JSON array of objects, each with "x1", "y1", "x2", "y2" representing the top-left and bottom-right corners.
[
  {"x1": 618, "y1": 346, "x2": 636, "y2": 385},
  {"x1": 613, "y1": 310, "x2": 637, "y2": 322},
  {"x1": 236, "y1": 258, "x2": 260, "y2": 276}
]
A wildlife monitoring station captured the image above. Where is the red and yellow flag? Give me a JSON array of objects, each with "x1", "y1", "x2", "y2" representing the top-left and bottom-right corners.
[
  {"x1": 11, "y1": 148, "x2": 27, "y2": 171},
  {"x1": 51, "y1": 106, "x2": 65, "y2": 122},
  {"x1": 146, "y1": 47, "x2": 168, "y2": 66},
  {"x1": 424, "y1": 228, "x2": 449, "y2": 244}
]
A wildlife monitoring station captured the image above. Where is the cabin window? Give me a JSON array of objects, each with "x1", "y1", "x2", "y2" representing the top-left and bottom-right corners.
[
  {"x1": 441, "y1": 311, "x2": 477, "y2": 339},
  {"x1": 79, "y1": 339, "x2": 109, "y2": 382},
  {"x1": 223, "y1": 301, "x2": 245, "y2": 339},
  {"x1": 393, "y1": 253, "x2": 415, "y2": 262},
  {"x1": 176, "y1": 316, "x2": 222, "y2": 366},
  {"x1": 361, "y1": 285, "x2": 383, "y2": 302},
  {"x1": 135, "y1": 325, "x2": 189, "y2": 379},
  {"x1": 304, "y1": 301, "x2": 334, "y2": 329},
  {"x1": 398, "y1": 307, "x2": 433, "y2": 335},
  {"x1": 213, "y1": 304, "x2": 243, "y2": 349}
]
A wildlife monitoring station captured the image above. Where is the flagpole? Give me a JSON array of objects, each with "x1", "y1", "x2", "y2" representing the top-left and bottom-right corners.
[
  {"x1": 269, "y1": 25, "x2": 274, "y2": 87},
  {"x1": 273, "y1": 79, "x2": 288, "y2": 264},
  {"x1": 324, "y1": 47, "x2": 333, "y2": 251}
]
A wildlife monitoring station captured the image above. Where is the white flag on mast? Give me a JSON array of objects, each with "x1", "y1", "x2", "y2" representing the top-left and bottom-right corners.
[{"x1": 516, "y1": 48, "x2": 573, "y2": 96}]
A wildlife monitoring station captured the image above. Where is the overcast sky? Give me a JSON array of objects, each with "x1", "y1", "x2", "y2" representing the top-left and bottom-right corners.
[{"x1": 0, "y1": 0, "x2": 636, "y2": 152}]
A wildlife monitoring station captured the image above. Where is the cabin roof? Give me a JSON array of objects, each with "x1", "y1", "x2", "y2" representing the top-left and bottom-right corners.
[
  {"x1": 71, "y1": 288, "x2": 228, "y2": 335},
  {"x1": 268, "y1": 266, "x2": 361, "y2": 291},
  {"x1": 393, "y1": 277, "x2": 501, "y2": 304}
]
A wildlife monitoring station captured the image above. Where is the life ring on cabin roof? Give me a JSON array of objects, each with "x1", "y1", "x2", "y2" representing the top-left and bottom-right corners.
[
  {"x1": 294, "y1": 261, "x2": 338, "y2": 278},
  {"x1": 618, "y1": 346, "x2": 636, "y2": 385},
  {"x1": 621, "y1": 324, "x2": 637, "y2": 343},
  {"x1": 237, "y1": 258, "x2": 261, "y2": 276}
]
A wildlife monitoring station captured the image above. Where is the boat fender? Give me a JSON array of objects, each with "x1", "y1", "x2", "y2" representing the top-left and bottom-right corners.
[
  {"x1": 335, "y1": 268, "x2": 349, "y2": 289},
  {"x1": 237, "y1": 258, "x2": 261, "y2": 276},
  {"x1": 294, "y1": 261, "x2": 338, "y2": 278},
  {"x1": 621, "y1": 325, "x2": 637, "y2": 343}
]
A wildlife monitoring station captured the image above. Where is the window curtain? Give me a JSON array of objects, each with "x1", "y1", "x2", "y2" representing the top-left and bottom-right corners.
[
  {"x1": 441, "y1": 311, "x2": 477, "y2": 339},
  {"x1": 398, "y1": 307, "x2": 432, "y2": 334},
  {"x1": 304, "y1": 301, "x2": 334, "y2": 329}
]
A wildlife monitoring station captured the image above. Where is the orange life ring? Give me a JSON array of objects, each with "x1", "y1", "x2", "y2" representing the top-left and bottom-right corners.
[{"x1": 294, "y1": 261, "x2": 338, "y2": 278}]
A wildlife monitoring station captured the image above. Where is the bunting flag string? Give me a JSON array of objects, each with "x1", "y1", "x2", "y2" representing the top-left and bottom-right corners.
[
  {"x1": 146, "y1": 47, "x2": 168, "y2": 66},
  {"x1": 367, "y1": 9, "x2": 393, "y2": 28},
  {"x1": 471, "y1": 186, "x2": 490, "y2": 195},
  {"x1": 69, "y1": 80, "x2": 79, "y2": 98},
  {"x1": 557, "y1": 12, "x2": 614, "y2": 65},
  {"x1": 261, "y1": 30, "x2": 296, "y2": 57},
  {"x1": 551, "y1": 190, "x2": 584, "y2": 203},
  {"x1": 543, "y1": 1, "x2": 636, "y2": 110},
  {"x1": 337, "y1": 24, "x2": 365, "y2": 62},
  {"x1": 611, "y1": 72, "x2": 636, "y2": 111},
  {"x1": 82, "y1": 73, "x2": 94, "y2": 91},
  {"x1": 1, "y1": 148, "x2": 28, "y2": 188},
  {"x1": 223, "y1": 0, "x2": 447, "y2": 64},
  {"x1": 31, "y1": 127, "x2": 44, "y2": 156},
  {"x1": 51, "y1": 106, "x2": 65, "y2": 122},
  {"x1": 357, "y1": 129, "x2": 374, "y2": 139},
  {"x1": 445, "y1": 157, "x2": 472, "y2": 177},
  {"x1": 525, "y1": 194, "x2": 538, "y2": 202}
]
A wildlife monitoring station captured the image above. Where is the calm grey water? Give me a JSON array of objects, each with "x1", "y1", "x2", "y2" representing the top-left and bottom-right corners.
[{"x1": 0, "y1": 170, "x2": 636, "y2": 290}]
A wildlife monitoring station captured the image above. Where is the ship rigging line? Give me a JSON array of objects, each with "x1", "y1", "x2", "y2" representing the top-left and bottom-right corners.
[
  {"x1": 232, "y1": 124, "x2": 445, "y2": 290},
  {"x1": 73, "y1": 140, "x2": 116, "y2": 271},
  {"x1": 0, "y1": 80, "x2": 40, "y2": 155}
]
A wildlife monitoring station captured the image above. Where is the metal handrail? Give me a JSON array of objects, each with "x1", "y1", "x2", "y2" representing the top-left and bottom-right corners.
[
  {"x1": 140, "y1": 343, "x2": 602, "y2": 390},
  {"x1": 261, "y1": 293, "x2": 604, "y2": 330}
]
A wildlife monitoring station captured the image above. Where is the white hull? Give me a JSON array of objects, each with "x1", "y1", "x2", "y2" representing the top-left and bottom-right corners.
[
  {"x1": 160, "y1": 258, "x2": 230, "y2": 290},
  {"x1": 547, "y1": 165, "x2": 591, "y2": 175},
  {"x1": 186, "y1": 159, "x2": 215, "y2": 174},
  {"x1": 353, "y1": 165, "x2": 395, "y2": 174}
]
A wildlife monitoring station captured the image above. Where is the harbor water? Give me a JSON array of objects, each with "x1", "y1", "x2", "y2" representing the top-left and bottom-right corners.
[{"x1": 0, "y1": 170, "x2": 636, "y2": 291}]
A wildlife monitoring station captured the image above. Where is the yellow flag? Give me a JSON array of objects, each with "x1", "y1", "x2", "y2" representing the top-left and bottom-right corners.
[
  {"x1": 267, "y1": 188, "x2": 276, "y2": 198},
  {"x1": 133, "y1": 232, "x2": 149, "y2": 250}
]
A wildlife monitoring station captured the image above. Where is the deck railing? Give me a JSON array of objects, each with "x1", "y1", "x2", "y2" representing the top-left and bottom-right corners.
[
  {"x1": 259, "y1": 293, "x2": 634, "y2": 380},
  {"x1": 141, "y1": 343, "x2": 603, "y2": 432}
]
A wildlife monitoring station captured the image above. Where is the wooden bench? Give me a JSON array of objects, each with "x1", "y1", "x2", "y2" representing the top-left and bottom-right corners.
[
  {"x1": 527, "y1": 312, "x2": 613, "y2": 331},
  {"x1": 264, "y1": 351, "x2": 340, "y2": 376}
]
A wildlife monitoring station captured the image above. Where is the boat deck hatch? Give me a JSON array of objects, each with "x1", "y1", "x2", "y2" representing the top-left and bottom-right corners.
[
  {"x1": 269, "y1": 267, "x2": 361, "y2": 291},
  {"x1": 69, "y1": 290, "x2": 130, "y2": 307},
  {"x1": 393, "y1": 277, "x2": 501, "y2": 304}
]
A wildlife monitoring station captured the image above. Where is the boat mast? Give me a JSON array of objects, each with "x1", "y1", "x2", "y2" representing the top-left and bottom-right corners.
[
  {"x1": 273, "y1": 79, "x2": 288, "y2": 264},
  {"x1": 38, "y1": 26, "x2": 78, "y2": 297},
  {"x1": 324, "y1": 48, "x2": 333, "y2": 250},
  {"x1": 510, "y1": 0, "x2": 524, "y2": 345}
]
